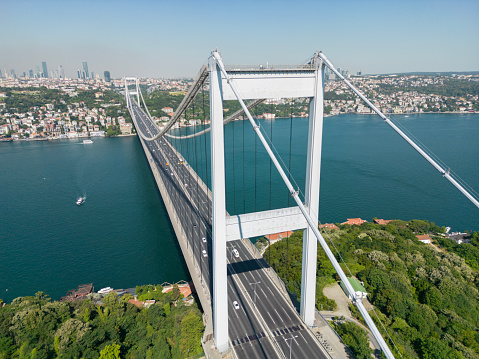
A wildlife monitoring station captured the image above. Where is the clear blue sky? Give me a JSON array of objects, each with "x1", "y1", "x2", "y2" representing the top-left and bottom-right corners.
[{"x1": 1, "y1": 0, "x2": 478, "y2": 78}]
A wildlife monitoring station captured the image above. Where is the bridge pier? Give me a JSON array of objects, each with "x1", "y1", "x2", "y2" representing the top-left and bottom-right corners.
[
  {"x1": 301, "y1": 56, "x2": 325, "y2": 326},
  {"x1": 209, "y1": 54, "x2": 229, "y2": 353}
]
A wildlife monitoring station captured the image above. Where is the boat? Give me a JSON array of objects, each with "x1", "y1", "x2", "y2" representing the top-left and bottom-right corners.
[
  {"x1": 83, "y1": 139, "x2": 93, "y2": 144},
  {"x1": 98, "y1": 287, "x2": 113, "y2": 295},
  {"x1": 76, "y1": 197, "x2": 85, "y2": 205}
]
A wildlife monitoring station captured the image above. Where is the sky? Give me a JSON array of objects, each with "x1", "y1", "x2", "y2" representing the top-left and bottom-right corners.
[{"x1": 1, "y1": 0, "x2": 478, "y2": 79}]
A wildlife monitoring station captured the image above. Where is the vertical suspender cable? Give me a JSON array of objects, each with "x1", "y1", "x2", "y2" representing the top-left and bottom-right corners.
[
  {"x1": 269, "y1": 103, "x2": 273, "y2": 210},
  {"x1": 288, "y1": 99, "x2": 293, "y2": 208},
  {"x1": 254, "y1": 123, "x2": 258, "y2": 212},
  {"x1": 202, "y1": 86, "x2": 211, "y2": 222},
  {"x1": 233, "y1": 116, "x2": 236, "y2": 214},
  {"x1": 243, "y1": 111, "x2": 246, "y2": 213}
]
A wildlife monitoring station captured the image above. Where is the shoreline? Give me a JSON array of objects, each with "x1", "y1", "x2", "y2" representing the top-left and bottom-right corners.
[{"x1": 1, "y1": 132, "x2": 137, "y2": 142}]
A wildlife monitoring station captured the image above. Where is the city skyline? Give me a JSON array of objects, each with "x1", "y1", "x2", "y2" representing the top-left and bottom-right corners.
[{"x1": 1, "y1": 0, "x2": 478, "y2": 78}]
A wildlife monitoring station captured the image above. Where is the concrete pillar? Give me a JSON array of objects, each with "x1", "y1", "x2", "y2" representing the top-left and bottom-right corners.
[
  {"x1": 209, "y1": 53, "x2": 228, "y2": 353},
  {"x1": 300, "y1": 57, "x2": 325, "y2": 326}
]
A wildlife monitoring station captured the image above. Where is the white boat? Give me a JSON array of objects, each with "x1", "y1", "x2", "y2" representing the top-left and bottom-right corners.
[
  {"x1": 98, "y1": 287, "x2": 113, "y2": 294},
  {"x1": 76, "y1": 197, "x2": 85, "y2": 205},
  {"x1": 83, "y1": 139, "x2": 93, "y2": 144}
]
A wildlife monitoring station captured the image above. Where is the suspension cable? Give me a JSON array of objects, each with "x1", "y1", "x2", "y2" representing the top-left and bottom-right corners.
[{"x1": 317, "y1": 52, "x2": 479, "y2": 210}]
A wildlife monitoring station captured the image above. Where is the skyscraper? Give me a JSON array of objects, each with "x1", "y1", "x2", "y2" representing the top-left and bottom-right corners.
[
  {"x1": 29, "y1": 70, "x2": 34, "y2": 78},
  {"x1": 42, "y1": 61, "x2": 48, "y2": 78},
  {"x1": 59, "y1": 65, "x2": 65, "y2": 79},
  {"x1": 77, "y1": 70, "x2": 81, "y2": 79},
  {"x1": 82, "y1": 62, "x2": 89, "y2": 78},
  {"x1": 104, "y1": 71, "x2": 111, "y2": 82}
]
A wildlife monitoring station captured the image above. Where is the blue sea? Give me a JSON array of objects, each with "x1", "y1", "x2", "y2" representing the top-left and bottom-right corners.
[{"x1": 1, "y1": 113, "x2": 477, "y2": 302}]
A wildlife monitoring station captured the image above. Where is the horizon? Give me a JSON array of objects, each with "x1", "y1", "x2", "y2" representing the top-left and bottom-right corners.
[{"x1": 1, "y1": 0, "x2": 478, "y2": 78}]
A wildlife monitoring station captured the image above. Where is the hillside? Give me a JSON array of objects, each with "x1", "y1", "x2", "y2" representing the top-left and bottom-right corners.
[{"x1": 264, "y1": 220, "x2": 479, "y2": 359}]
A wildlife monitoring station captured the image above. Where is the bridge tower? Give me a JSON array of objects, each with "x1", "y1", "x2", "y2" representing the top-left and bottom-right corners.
[
  {"x1": 124, "y1": 77, "x2": 140, "y2": 108},
  {"x1": 209, "y1": 51, "x2": 325, "y2": 352}
]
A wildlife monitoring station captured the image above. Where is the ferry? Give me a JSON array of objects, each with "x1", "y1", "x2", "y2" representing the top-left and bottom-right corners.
[
  {"x1": 83, "y1": 139, "x2": 93, "y2": 144},
  {"x1": 98, "y1": 287, "x2": 113, "y2": 295},
  {"x1": 76, "y1": 197, "x2": 85, "y2": 205}
]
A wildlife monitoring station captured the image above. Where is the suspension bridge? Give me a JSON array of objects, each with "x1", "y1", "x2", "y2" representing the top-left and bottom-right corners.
[{"x1": 125, "y1": 51, "x2": 479, "y2": 359}]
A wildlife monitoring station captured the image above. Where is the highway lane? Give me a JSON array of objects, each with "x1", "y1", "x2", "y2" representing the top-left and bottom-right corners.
[
  {"x1": 131, "y1": 101, "x2": 279, "y2": 358},
  {"x1": 129, "y1": 98, "x2": 329, "y2": 358}
]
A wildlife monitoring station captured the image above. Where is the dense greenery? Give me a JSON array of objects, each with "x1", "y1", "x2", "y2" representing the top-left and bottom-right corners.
[
  {"x1": 0, "y1": 87, "x2": 131, "y2": 125},
  {"x1": 332, "y1": 320, "x2": 373, "y2": 359},
  {"x1": 264, "y1": 220, "x2": 479, "y2": 359},
  {"x1": 0, "y1": 285, "x2": 204, "y2": 359}
]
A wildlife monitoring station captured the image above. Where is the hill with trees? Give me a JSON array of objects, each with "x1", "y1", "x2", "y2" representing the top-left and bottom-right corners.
[
  {"x1": 0, "y1": 285, "x2": 204, "y2": 359},
  {"x1": 263, "y1": 220, "x2": 479, "y2": 359}
]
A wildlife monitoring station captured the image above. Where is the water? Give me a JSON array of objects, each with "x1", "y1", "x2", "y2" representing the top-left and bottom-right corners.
[
  {"x1": 1, "y1": 114, "x2": 478, "y2": 302},
  {"x1": 0, "y1": 137, "x2": 188, "y2": 303},
  {"x1": 174, "y1": 113, "x2": 479, "y2": 229}
]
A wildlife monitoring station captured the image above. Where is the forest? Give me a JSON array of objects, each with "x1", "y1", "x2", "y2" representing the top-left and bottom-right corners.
[
  {"x1": 0, "y1": 285, "x2": 204, "y2": 359},
  {"x1": 263, "y1": 220, "x2": 479, "y2": 359}
]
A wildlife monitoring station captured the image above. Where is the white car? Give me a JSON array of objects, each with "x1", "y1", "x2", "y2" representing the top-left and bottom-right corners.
[
  {"x1": 233, "y1": 301, "x2": 240, "y2": 310},
  {"x1": 202, "y1": 237, "x2": 207, "y2": 243},
  {"x1": 202, "y1": 249, "x2": 207, "y2": 257},
  {"x1": 232, "y1": 249, "x2": 239, "y2": 258}
]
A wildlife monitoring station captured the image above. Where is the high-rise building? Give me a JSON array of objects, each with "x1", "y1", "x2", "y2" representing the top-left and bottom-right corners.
[
  {"x1": 357, "y1": 71, "x2": 362, "y2": 76},
  {"x1": 42, "y1": 61, "x2": 48, "y2": 78},
  {"x1": 10, "y1": 69, "x2": 16, "y2": 79},
  {"x1": 82, "y1": 62, "x2": 89, "y2": 78},
  {"x1": 59, "y1": 65, "x2": 65, "y2": 79},
  {"x1": 36, "y1": 65, "x2": 41, "y2": 78},
  {"x1": 77, "y1": 70, "x2": 81, "y2": 79},
  {"x1": 90, "y1": 71, "x2": 94, "y2": 79},
  {"x1": 104, "y1": 71, "x2": 111, "y2": 82},
  {"x1": 29, "y1": 69, "x2": 34, "y2": 78}
]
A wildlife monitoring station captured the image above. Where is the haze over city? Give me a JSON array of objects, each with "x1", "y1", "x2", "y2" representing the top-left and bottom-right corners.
[{"x1": 2, "y1": 0, "x2": 478, "y2": 78}]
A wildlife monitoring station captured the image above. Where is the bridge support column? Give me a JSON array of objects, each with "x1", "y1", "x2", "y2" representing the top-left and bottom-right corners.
[
  {"x1": 209, "y1": 53, "x2": 229, "y2": 353},
  {"x1": 300, "y1": 56, "x2": 325, "y2": 327}
]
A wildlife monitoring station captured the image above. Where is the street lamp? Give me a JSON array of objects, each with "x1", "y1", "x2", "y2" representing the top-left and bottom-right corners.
[
  {"x1": 284, "y1": 335, "x2": 298, "y2": 359},
  {"x1": 249, "y1": 281, "x2": 260, "y2": 304}
]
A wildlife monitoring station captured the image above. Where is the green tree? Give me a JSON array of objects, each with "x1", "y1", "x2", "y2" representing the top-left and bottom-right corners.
[
  {"x1": 99, "y1": 343, "x2": 120, "y2": 359},
  {"x1": 335, "y1": 322, "x2": 373, "y2": 359},
  {"x1": 179, "y1": 311, "x2": 204, "y2": 357}
]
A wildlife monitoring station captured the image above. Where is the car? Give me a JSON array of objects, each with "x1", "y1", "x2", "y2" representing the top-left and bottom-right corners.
[
  {"x1": 202, "y1": 249, "x2": 207, "y2": 257},
  {"x1": 233, "y1": 301, "x2": 240, "y2": 310},
  {"x1": 202, "y1": 237, "x2": 207, "y2": 243},
  {"x1": 232, "y1": 249, "x2": 239, "y2": 258}
]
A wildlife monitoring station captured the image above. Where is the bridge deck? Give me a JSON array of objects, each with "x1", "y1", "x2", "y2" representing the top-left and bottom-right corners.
[{"x1": 129, "y1": 98, "x2": 330, "y2": 359}]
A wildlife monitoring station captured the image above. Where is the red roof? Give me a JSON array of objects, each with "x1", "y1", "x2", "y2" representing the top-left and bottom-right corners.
[
  {"x1": 341, "y1": 218, "x2": 367, "y2": 226},
  {"x1": 265, "y1": 231, "x2": 293, "y2": 241},
  {"x1": 164, "y1": 284, "x2": 192, "y2": 298},
  {"x1": 416, "y1": 235, "x2": 431, "y2": 241}
]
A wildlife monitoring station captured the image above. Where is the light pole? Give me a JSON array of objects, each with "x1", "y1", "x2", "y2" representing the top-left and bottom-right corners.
[
  {"x1": 249, "y1": 281, "x2": 260, "y2": 304},
  {"x1": 284, "y1": 335, "x2": 298, "y2": 359}
]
